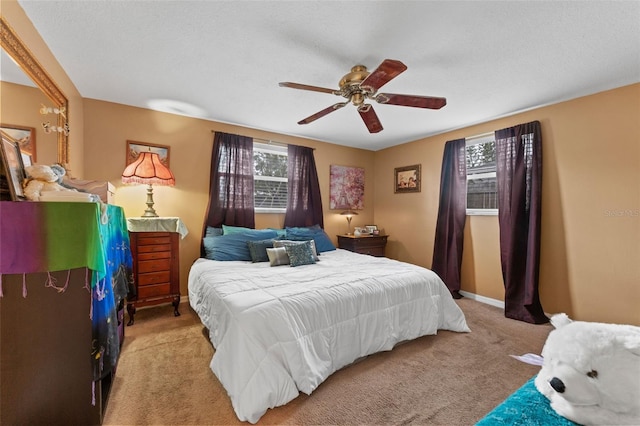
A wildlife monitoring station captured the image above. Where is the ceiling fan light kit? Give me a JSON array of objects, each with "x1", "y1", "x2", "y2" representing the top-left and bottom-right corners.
[{"x1": 279, "y1": 59, "x2": 446, "y2": 133}]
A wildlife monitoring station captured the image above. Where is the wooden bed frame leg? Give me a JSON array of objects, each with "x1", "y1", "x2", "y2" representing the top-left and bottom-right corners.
[{"x1": 172, "y1": 296, "x2": 181, "y2": 317}]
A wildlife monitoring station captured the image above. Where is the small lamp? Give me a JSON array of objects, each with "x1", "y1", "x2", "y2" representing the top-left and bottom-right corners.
[
  {"x1": 341, "y1": 210, "x2": 358, "y2": 235},
  {"x1": 122, "y1": 151, "x2": 175, "y2": 217}
]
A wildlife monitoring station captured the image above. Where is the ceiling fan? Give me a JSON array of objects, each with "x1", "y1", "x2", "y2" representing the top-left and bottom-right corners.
[{"x1": 279, "y1": 59, "x2": 446, "y2": 134}]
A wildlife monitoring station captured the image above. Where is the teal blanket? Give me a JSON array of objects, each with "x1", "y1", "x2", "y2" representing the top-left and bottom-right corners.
[{"x1": 476, "y1": 376, "x2": 580, "y2": 426}]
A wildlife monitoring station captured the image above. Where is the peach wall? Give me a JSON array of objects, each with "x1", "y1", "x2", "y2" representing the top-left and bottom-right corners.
[
  {"x1": 81, "y1": 99, "x2": 375, "y2": 295},
  {"x1": 3, "y1": 0, "x2": 637, "y2": 325},
  {"x1": 375, "y1": 83, "x2": 640, "y2": 325}
]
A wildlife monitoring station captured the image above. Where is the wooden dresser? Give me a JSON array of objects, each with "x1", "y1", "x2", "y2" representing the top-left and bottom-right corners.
[
  {"x1": 126, "y1": 217, "x2": 187, "y2": 325},
  {"x1": 337, "y1": 234, "x2": 388, "y2": 257}
]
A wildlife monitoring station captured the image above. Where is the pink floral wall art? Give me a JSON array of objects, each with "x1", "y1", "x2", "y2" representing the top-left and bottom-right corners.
[{"x1": 330, "y1": 165, "x2": 364, "y2": 210}]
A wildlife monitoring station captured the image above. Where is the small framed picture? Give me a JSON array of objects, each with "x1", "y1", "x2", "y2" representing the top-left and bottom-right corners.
[
  {"x1": 394, "y1": 164, "x2": 421, "y2": 193},
  {"x1": 0, "y1": 135, "x2": 27, "y2": 200},
  {"x1": 365, "y1": 225, "x2": 377, "y2": 234},
  {"x1": 1, "y1": 124, "x2": 36, "y2": 162},
  {"x1": 126, "y1": 140, "x2": 170, "y2": 167}
]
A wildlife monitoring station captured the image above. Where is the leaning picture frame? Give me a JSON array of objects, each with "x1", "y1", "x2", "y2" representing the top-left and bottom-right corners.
[
  {"x1": 394, "y1": 164, "x2": 421, "y2": 193},
  {"x1": 0, "y1": 124, "x2": 36, "y2": 162},
  {"x1": 126, "y1": 140, "x2": 170, "y2": 167},
  {"x1": 0, "y1": 135, "x2": 27, "y2": 200}
]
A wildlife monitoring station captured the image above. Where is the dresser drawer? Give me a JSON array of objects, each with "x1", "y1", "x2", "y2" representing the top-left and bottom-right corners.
[
  {"x1": 137, "y1": 283, "x2": 171, "y2": 299},
  {"x1": 138, "y1": 258, "x2": 171, "y2": 273},
  {"x1": 337, "y1": 235, "x2": 388, "y2": 257},
  {"x1": 352, "y1": 237, "x2": 386, "y2": 249},
  {"x1": 137, "y1": 235, "x2": 172, "y2": 246},
  {"x1": 355, "y1": 246, "x2": 385, "y2": 257},
  {"x1": 138, "y1": 271, "x2": 171, "y2": 286},
  {"x1": 138, "y1": 243, "x2": 172, "y2": 253},
  {"x1": 138, "y1": 251, "x2": 171, "y2": 261}
]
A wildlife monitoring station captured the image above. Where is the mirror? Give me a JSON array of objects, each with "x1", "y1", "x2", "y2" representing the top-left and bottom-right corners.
[{"x1": 0, "y1": 17, "x2": 69, "y2": 165}]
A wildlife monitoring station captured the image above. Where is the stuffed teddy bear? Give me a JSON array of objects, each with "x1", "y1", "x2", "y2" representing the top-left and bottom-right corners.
[
  {"x1": 535, "y1": 313, "x2": 640, "y2": 425},
  {"x1": 23, "y1": 164, "x2": 75, "y2": 201}
]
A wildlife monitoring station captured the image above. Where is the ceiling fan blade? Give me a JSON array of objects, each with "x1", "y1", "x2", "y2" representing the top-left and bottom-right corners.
[
  {"x1": 279, "y1": 82, "x2": 338, "y2": 95},
  {"x1": 358, "y1": 104, "x2": 383, "y2": 133},
  {"x1": 375, "y1": 93, "x2": 447, "y2": 109},
  {"x1": 298, "y1": 102, "x2": 348, "y2": 125},
  {"x1": 360, "y1": 59, "x2": 407, "y2": 93}
]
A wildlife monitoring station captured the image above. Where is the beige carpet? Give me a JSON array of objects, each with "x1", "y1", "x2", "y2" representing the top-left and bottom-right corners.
[{"x1": 103, "y1": 298, "x2": 552, "y2": 425}]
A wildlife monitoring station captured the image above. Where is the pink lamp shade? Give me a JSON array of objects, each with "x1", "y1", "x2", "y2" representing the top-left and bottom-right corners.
[{"x1": 121, "y1": 152, "x2": 175, "y2": 186}]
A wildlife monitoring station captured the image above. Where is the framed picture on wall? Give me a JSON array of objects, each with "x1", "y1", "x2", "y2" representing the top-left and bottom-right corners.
[
  {"x1": 126, "y1": 140, "x2": 170, "y2": 167},
  {"x1": 0, "y1": 135, "x2": 27, "y2": 201},
  {"x1": 329, "y1": 164, "x2": 365, "y2": 210},
  {"x1": 394, "y1": 164, "x2": 421, "y2": 193},
  {"x1": 0, "y1": 124, "x2": 36, "y2": 162}
]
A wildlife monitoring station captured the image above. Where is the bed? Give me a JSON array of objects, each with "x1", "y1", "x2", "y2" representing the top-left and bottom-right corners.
[{"x1": 188, "y1": 235, "x2": 469, "y2": 423}]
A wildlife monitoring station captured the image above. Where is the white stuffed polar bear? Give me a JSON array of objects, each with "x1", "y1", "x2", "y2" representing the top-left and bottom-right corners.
[
  {"x1": 23, "y1": 164, "x2": 74, "y2": 201},
  {"x1": 535, "y1": 313, "x2": 640, "y2": 425}
]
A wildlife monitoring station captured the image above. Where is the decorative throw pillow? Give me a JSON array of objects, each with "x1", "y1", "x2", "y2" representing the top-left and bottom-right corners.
[
  {"x1": 246, "y1": 239, "x2": 275, "y2": 263},
  {"x1": 284, "y1": 225, "x2": 336, "y2": 253},
  {"x1": 266, "y1": 247, "x2": 290, "y2": 266},
  {"x1": 284, "y1": 241, "x2": 317, "y2": 267},
  {"x1": 273, "y1": 239, "x2": 319, "y2": 260}
]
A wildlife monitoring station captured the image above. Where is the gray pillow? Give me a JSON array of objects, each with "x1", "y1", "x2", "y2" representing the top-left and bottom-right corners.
[
  {"x1": 266, "y1": 247, "x2": 289, "y2": 266},
  {"x1": 247, "y1": 239, "x2": 275, "y2": 263}
]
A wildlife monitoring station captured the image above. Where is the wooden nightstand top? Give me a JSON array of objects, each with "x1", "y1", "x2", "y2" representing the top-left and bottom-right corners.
[{"x1": 337, "y1": 234, "x2": 388, "y2": 239}]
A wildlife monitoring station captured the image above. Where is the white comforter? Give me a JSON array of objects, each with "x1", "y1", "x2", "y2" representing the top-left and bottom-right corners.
[{"x1": 188, "y1": 249, "x2": 469, "y2": 423}]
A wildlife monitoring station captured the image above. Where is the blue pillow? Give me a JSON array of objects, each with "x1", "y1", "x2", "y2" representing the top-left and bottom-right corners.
[
  {"x1": 205, "y1": 226, "x2": 223, "y2": 238},
  {"x1": 285, "y1": 226, "x2": 336, "y2": 253},
  {"x1": 268, "y1": 228, "x2": 287, "y2": 238},
  {"x1": 222, "y1": 224, "x2": 252, "y2": 235},
  {"x1": 284, "y1": 241, "x2": 317, "y2": 267},
  {"x1": 203, "y1": 229, "x2": 278, "y2": 261}
]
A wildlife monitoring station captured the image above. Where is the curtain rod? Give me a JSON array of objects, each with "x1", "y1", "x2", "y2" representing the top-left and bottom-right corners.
[
  {"x1": 210, "y1": 131, "x2": 315, "y2": 150},
  {"x1": 465, "y1": 131, "x2": 494, "y2": 141},
  {"x1": 253, "y1": 138, "x2": 288, "y2": 148}
]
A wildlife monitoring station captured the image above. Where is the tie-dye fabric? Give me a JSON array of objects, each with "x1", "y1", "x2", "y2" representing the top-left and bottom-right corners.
[{"x1": 0, "y1": 201, "x2": 133, "y2": 381}]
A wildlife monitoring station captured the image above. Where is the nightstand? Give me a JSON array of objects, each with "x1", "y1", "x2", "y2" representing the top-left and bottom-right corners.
[
  {"x1": 126, "y1": 217, "x2": 188, "y2": 325},
  {"x1": 337, "y1": 234, "x2": 388, "y2": 257}
]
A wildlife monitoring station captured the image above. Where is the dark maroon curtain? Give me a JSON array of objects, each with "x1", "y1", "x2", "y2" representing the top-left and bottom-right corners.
[
  {"x1": 495, "y1": 120, "x2": 548, "y2": 324},
  {"x1": 432, "y1": 138, "x2": 467, "y2": 299},
  {"x1": 283, "y1": 144, "x2": 324, "y2": 228},
  {"x1": 203, "y1": 131, "x2": 255, "y2": 233}
]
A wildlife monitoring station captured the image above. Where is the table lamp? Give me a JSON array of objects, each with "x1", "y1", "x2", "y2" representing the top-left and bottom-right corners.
[
  {"x1": 122, "y1": 151, "x2": 175, "y2": 217},
  {"x1": 341, "y1": 210, "x2": 358, "y2": 235}
]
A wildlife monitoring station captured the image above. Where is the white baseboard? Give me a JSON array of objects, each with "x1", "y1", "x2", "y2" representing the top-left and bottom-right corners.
[{"x1": 459, "y1": 290, "x2": 505, "y2": 309}]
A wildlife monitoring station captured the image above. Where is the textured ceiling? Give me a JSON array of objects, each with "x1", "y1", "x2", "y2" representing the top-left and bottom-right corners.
[{"x1": 10, "y1": 1, "x2": 640, "y2": 151}]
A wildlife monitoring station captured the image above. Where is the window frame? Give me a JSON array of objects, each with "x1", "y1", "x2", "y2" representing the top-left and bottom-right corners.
[
  {"x1": 465, "y1": 134, "x2": 498, "y2": 216},
  {"x1": 253, "y1": 141, "x2": 288, "y2": 214}
]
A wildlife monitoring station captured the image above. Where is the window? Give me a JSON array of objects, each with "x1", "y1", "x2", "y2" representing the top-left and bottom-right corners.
[
  {"x1": 253, "y1": 141, "x2": 287, "y2": 213},
  {"x1": 466, "y1": 134, "x2": 497, "y2": 215}
]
